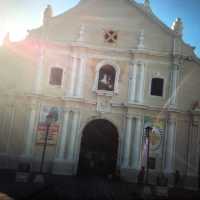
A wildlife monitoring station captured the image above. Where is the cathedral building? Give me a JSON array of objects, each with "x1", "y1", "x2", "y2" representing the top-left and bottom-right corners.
[{"x1": 0, "y1": 0, "x2": 200, "y2": 189}]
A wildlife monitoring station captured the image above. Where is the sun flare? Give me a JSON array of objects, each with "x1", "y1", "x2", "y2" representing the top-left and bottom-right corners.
[{"x1": 0, "y1": 22, "x2": 27, "y2": 45}]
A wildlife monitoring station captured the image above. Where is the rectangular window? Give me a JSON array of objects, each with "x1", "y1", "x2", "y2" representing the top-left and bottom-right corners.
[
  {"x1": 49, "y1": 67, "x2": 63, "y2": 86},
  {"x1": 151, "y1": 78, "x2": 164, "y2": 96}
]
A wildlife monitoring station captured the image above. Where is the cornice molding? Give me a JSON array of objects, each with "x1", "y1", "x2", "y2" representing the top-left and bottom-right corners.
[{"x1": 71, "y1": 42, "x2": 173, "y2": 58}]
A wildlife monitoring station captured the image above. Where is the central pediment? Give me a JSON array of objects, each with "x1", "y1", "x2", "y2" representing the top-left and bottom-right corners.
[
  {"x1": 70, "y1": 0, "x2": 141, "y2": 19},
  {"x1": 28, "y1": 0, "x2": 188, "y2": 55}
]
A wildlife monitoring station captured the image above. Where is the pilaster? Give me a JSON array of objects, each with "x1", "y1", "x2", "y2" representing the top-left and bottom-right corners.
[
  {"x1": 69, "y1": 56, "x2": 78, "y2": 97},
  {"x1": 67, "y1": 111, "x2": 80, "y2": 162},
  {"x1": 122, "y1": 115, "x2": 132, "y2": 168},
  {"x1": 75, "y1": 57, "x2": 86, "y2": 97},
  {"x1": 138, "y1": 63, "x2": 145, "y2": 103},
  {"x1": 169, "y1": 64, "x2": 179, "y2": 108},
  {"x1": 24, "y1": 103, "x2": 38, "y2": 157},
  {"x1": 128, "y1": 61, "x2": 145, "y2": 104},
  {"x1": 131, "y1": 117, "x2": 142, "y2": 169},
  {"x1": 164, "y1": 118, "x2": 176, "y2": 173},
  {"x1": 56, "y1": 110, "x2": 70, "y2": 160},
  {"x1": 6, "y1": 104, "x2": 16, "y2": 154},
  {"x1": 34, "y1": 47, "x2": 44, "y2": 94},
  {"x1": 128, "y1": 62, "x2": 137, "y2": 102},
  {"x1": 187, "y1": 123, "x2": 199, "y2": 177}
]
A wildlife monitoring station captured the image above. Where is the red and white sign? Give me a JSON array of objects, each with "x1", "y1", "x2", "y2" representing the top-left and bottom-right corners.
[{"x1": 36, "y1": 122, "x2": 59, "y2": 145}]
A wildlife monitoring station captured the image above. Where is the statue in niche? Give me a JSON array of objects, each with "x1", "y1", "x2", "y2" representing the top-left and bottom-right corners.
[{"x1": 97, "y1": 65, "x2": 116, "y2": 91}]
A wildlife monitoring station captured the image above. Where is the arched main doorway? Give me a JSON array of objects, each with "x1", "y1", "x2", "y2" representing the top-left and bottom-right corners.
[{"x1": 78, "y1": 119, "x2": 118, "y2": 176}]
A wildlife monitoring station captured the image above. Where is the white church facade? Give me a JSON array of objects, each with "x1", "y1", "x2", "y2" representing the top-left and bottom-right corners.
[{"x1": 0, "y1": 0, "x2": 200, "y2": 189}]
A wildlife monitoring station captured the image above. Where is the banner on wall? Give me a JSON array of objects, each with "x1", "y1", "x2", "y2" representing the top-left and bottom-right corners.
[
  {"x1": 144, "y1": 116, "x2": 165, "y2": 152},
  {"x1": 36, "y1": 105, "x2": 62, "y2": 145},
  {"x1": 36, "y1": 123, "x2": 59, "y2": 145}
]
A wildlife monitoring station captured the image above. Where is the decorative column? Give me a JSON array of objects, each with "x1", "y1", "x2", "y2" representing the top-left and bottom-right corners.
[
  {"x1": 56, "y1": 110, "x2": 70, "y2": 160},
  {"x1": 67, "y1": 111, "x2": 80, "y2": 162},
  {"x1": 128, "y1": 62, "x2": 145, "y2": 104},
  {"x1": 69, "y1": 56, "x2": 79, "y2": 97},
  {"x1": 24, "y1": 104, "x2": 37, "y2": 157},
  {"x1": 0, "y1": 108, "x2": 8, "y2": 154},
  {"x1": 128, "y1": 62, "x2": 137, "y2": 103},
  {"x1": 0, "y1": 111, "x2": 4, "y2": 152},
  {"x1": 187, "y1": 121, "x2": 199, "y2": 177},
  {"x1": 75, "y1": 57, "x2": 86, "y2": 97},
  {"x1": 122, "y1": 115, "x2": 132, "y2": 168},
  {"x1": 6, "y1": 104, "x2": 15, "y2": 154},
  {"x1": 164, "y1": 118, "x2": 176, "y2": 173},
  {"x1": 169, "y1": 64, "x2": 180, "y2": 108},
  {"x1": 131, "y1": 117, "x2": 142, "y2": 169},
  {"x1": 138, "y1": 63, "x2": 145, "y2": 103}
]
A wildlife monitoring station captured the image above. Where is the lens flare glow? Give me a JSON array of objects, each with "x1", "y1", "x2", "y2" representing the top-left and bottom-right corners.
[{"x1": 0, "y1": 22, "x2": 27, "y2": 45}]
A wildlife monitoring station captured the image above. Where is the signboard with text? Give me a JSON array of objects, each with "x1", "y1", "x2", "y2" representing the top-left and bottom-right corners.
[
  {"x1": 36, "y1": 122, "x2": 59, "y2": 145},
  {"x1": 36, "y1": 105, "x2": 62, "y2": 145}
]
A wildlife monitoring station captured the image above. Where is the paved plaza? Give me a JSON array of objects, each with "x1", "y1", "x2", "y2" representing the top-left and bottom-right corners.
[{"x1": 0, "y1": 170, "x2": 200, "y2": 200}]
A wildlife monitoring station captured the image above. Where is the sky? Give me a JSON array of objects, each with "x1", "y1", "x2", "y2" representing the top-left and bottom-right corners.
[{"x1": 0, "y1": 0, "x2": 199, "y2": 57}]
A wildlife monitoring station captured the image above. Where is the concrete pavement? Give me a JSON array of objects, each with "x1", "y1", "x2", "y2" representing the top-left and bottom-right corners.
[{"x1": 0, "y1": 170, "x2": 200, "y2": 200}]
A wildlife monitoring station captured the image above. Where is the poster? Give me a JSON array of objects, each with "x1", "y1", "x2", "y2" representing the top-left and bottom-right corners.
[
  {"x1": 36, "y1": 122, "x2": 59, "y2": 145},
  {"x1": 144, "y1": 116, "x2": 165, "y2": 152},
  {"x1": 36, "y1": 105, "x2": 62, "y2": 145}
]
